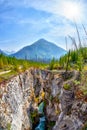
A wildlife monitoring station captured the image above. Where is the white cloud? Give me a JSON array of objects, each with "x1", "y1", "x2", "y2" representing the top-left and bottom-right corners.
[
  {"x1": 0, "y1": 0, "x2": 87, "y2": 51},
  {"x1": 1, "y1": 0, "x2": 87, "y2": 24},
  {"x1": 14, "y1": 0, "x2": 86, "y2": 23}
]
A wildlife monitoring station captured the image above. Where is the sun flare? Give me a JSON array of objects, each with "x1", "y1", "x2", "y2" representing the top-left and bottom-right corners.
[{"x1": 62, "y1": 1, "x2": 82, "y2": 21}]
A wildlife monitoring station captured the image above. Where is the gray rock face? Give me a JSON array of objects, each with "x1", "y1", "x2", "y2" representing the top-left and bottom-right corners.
[
  {"x1": 60, "y1": 88, "x2": 74, "y2": 112},
  {"x1": 56, "y1": 119, "x2": 75, "y2": 130},
  {"x1": 0, "y1": 70, "x2": 34, "y2": 130},
  {"x1": 53, "y1": 71, "x2": 84, "y2": 130},
  {"x1": 0, "y1": 69, "x2": 87, "y2": 130}
]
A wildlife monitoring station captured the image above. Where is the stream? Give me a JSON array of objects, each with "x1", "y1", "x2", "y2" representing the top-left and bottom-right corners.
[{"x1": 35, "y1": 102, "x2": 46, "y2": 130}]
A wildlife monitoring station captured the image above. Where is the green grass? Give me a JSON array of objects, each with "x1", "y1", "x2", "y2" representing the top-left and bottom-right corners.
[
  {"x1": 0, "y1": 71, "x2": 18, "y2": 82},
  {"x1": 63, "y1": 83, "x2": 71, "y2": 90},
  {"x1": 0, "y1": 54, "x2": 48, "y2": 82}
]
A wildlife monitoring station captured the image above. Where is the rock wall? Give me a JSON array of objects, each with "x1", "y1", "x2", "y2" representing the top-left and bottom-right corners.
[
  {"x1": 0, "y1": 69, "x2": 34, "y2": 130},
  {"x1": 0, "y1": 68, "x2": 87, "y2": 130}
]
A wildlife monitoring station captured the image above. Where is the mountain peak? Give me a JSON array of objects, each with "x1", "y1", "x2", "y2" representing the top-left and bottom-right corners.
[
  {"x1": 11, "y1": 39, "x2": 67, "y2": 61},
  {"x1": 35, "y1": 38, "x2": 50, "y2": 44},
  {"x1": 33, "y1": 38, "x2": 57, "y2": 47},
  {"x1": 38, "y1": 38, "x2": 46, "y2": 41}
]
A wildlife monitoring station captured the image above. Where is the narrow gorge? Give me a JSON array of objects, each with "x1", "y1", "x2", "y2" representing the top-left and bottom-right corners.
[{"x1": 0, "y1": 68, "x2": 87, "y2": 130}]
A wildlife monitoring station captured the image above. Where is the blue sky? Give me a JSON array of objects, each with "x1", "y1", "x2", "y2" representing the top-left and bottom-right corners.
[{"x1": 0, "y1": 0, "x2": 87, "y2": 51}]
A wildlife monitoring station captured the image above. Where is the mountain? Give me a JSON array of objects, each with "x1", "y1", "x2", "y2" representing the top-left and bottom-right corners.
[
  {"x1": 0, "y1": 49, "x2": 6, "y2": 55},
  {"x1": 11, "y1": 39, "x2": 67, "y2": 61},
  {"x1": 3, "y1": 50, "x2": 16, "y2": 55}
]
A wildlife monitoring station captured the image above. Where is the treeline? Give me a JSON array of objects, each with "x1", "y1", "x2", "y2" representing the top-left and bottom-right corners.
[
  {"x1": 0, "y1": 54, "x2": 48, "y2": 72},
  {"x1": 59, "y1": 47, "x2": 87, "y2": 71},
  {"x1": 49, "y1": 23, "x2": 87, "y2": 71},
  {"x1": 49, "y1": 47, "x2": 87, "y2": 71}
]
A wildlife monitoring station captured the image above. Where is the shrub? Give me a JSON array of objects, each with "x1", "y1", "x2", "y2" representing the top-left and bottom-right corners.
[
  {"x1": 49, "y1": 58, "x2": 55, "y2": 70},
  {"x1": 63, "y1": 84, "x2": 71, "y2": 90},
  {"x1": 7, "y1": 123, "x2": 11, "y2": 130}
]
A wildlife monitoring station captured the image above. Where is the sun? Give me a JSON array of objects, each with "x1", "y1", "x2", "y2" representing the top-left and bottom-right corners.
[{"x1": 62, "y1": 1, "x2": 82, "y2": 21}]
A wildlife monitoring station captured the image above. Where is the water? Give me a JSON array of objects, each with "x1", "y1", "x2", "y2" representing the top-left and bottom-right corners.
[
  {"x1": 35, "y1": 116, "x2": 46, "y2": 130},
  {"x1": 35, "y1": 102, "x2": 46, "y2": 130},
  {"x1": 38, "y1": 102, "x2": 44, "y2": 114},
  {"x1": 0, "y1": 128, "x2": 5, "y2": 130}
]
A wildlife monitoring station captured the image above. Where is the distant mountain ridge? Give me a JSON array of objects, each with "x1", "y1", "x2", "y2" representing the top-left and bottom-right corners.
[
  {"x1": 11, "y1": 39, "x2": 67, "y2": 61},
  {"x1": 3, "y1": 50, "x2": 16, "y2": 55},
  {"x1": 0, "y1": 49, "x2": 6, "y2": 55}
]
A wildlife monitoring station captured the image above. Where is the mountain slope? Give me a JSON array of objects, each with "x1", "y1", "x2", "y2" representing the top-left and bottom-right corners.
[
  {"x1": 3, "y1": 50, "x2": 15, "y2": 55},
  {"x1": 11, "y1": 39, "x2": 67, "y2": 61},
  {"x1": 0, "y1": 49, "x2": 6, "y2": 55}
]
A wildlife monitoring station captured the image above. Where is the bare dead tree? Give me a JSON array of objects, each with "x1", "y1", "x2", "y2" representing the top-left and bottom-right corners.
[
  {"x1": 68, "y1": 35, "x2": 78, "y2": 50},
  {"x1": 65, "y1": 36, "x2": 68, "y2": 51},
  {"x1": 82, "y1": 24, "x2": 87, "y2": 36},
  {"x1": 74, "y1": 22, "x2": 82, "y2": 48},
  {"x1": 65, "y1": 37, "x2": 70, "y2": 72}
]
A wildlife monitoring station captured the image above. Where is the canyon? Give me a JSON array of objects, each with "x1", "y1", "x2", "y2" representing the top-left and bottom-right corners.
[{"x1": 0, "y1": 68, "x2": 87, "y2": 130}]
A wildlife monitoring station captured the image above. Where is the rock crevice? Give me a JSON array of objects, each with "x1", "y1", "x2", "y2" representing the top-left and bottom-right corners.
[{"x1": 0, "y1": 69, "x2": 87, "y2": 130}]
